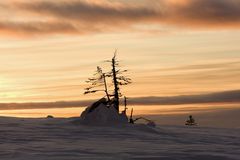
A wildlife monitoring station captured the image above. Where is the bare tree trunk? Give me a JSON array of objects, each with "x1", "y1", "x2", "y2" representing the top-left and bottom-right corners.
[
  {"x1": 112, "y1": 56, "x2": 119, "y2": 112},
  {"x1": 124, "y1": 96, "x2": 127, "y2": 112},
  {"x1": 103, "y1": 73, "x2": 110, "y2": 101}
]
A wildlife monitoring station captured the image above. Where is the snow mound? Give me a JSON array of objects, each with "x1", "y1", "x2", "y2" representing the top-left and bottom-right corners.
[{"x1": 80, "y1": 101, "x2": 128, "y2": 125}]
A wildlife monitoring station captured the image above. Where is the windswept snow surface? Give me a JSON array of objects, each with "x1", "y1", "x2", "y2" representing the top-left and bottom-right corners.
[{"x1": 0, "y1": 117, "x2": 239, "y2": 160}]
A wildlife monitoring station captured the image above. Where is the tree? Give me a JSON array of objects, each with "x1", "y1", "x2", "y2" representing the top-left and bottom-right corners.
[
  {"x1": 84, "y1": 51, "x2": 132, "y2": 112},
  {"x1": 84, "y1": 66, "x2": 110, "y2": 101},
  {"x1": 109, "y1": 53, "x2": 131, "y2": 112}
]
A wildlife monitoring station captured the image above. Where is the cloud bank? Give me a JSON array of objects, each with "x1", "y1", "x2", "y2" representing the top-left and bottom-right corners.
[
  {"x1": 0, "y1": 0, "x2": 240, "y2": 36},
  {"x1": 128, "y1": 90, "x2": 240, "y2": 105},
  {"x1": 0, "y1": 90, "x2": 240, "y2": 110}
]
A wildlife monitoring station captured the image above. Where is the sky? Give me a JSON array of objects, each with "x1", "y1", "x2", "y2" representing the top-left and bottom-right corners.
[{"x1": 0, "y1": 0, "x2": 240, "y2": 117}]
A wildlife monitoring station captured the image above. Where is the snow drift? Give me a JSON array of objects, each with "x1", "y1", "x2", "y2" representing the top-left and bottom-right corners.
[
  {"x1": 80, "y1": 98, "x2": 128, "y2": 125},
  {"x1": 0, "y1": 116, "x2": 239, "y2": 160}
]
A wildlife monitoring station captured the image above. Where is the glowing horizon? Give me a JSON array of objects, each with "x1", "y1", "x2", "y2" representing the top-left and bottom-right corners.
[{"x1": 1, "y1": 32, "x2": 240, "y2": 103}]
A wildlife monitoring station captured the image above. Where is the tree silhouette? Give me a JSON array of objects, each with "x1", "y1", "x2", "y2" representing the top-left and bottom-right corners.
[
  {"x1": 108, "y1": 53, "x2": 132, "y2": 111},
  {"x1": 84, "y1": 51, "x2": 131, "y2": 112},
  {"x1": 84, "y1": 66, "x2": 110, "y2": 101}
]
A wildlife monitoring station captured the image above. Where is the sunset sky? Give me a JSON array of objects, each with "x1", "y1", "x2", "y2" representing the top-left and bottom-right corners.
[{"x1": 0, "y1": 0, "x2": 240, "y2": 117}]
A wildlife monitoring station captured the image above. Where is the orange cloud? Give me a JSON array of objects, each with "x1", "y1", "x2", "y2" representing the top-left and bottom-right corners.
[
  {"x1": 0, "y1": 0, "x2": 240, "y2": 37},
  {"x1": 0, "y1": 21, "x2": 79, "y2": 37}
]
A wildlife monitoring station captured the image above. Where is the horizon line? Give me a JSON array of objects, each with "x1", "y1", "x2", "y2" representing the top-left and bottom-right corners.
[{"x1": 0, "y1": 89, "x2": 240, "y2": 110}]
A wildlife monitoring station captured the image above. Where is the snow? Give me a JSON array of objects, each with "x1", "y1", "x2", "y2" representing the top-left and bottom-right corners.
[
  {"x1": 0, "y1": 116, "x2": 239, "y2": 160},
  {"x1": 80, "y1": 102, "x2": 128, "y2": 125}
]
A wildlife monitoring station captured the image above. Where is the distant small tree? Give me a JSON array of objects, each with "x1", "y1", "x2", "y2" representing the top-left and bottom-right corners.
[{"x1": 84, "y1": 66, "x2": 110, "y2": 101}]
